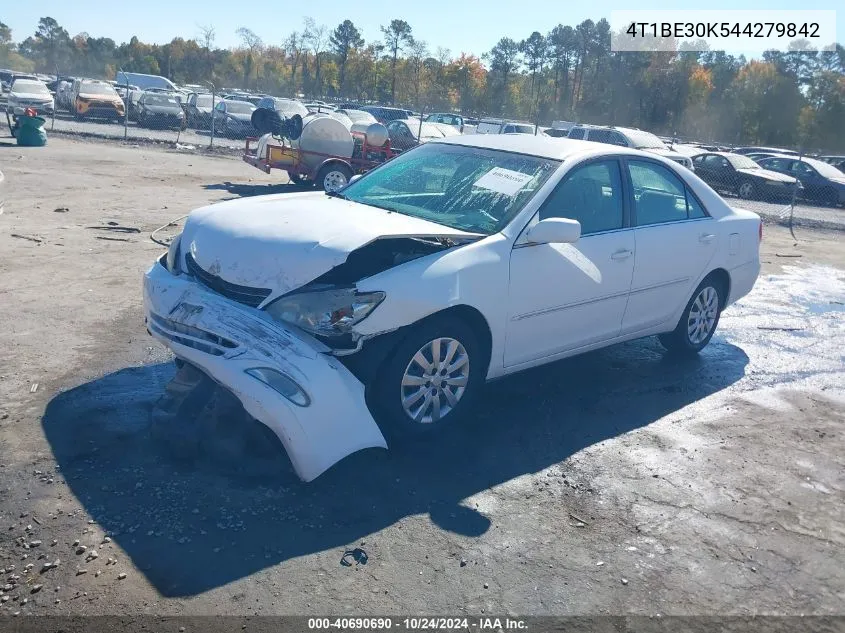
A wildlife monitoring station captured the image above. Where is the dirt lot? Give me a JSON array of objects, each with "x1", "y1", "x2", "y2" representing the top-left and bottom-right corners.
[{"x1": 0, "y1": 137, "x2": 843, "y2": 617}]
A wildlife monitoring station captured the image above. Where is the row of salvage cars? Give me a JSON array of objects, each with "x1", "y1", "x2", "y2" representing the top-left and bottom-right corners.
[{"x1": 145, "y1": 133, "x2": 763, "y2": 481}]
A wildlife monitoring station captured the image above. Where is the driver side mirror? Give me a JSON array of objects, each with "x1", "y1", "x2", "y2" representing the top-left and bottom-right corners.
[
  {"x1": 525, "y1": 218, "x2": 581, "y2": 244},
  {"x1": 349, "y1": 174, "x2": 362, "y2": 184}
]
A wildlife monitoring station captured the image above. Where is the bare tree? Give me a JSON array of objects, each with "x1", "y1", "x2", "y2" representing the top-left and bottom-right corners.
[
  {"x1": 284, "y1": 31, "x2": 303, "y2": 95},
  {"x1": 408, "y1": 39, "x2": 429, "y2": 108},
  {"x1": 303, "y1": 18, "x2": 328, "y2": 97},
  {"x1": 236, "y1": 27, "x2": 263, "y2": 88},
  {"x1": 197, "y1": 24, "x2": 215, "y2": 76}
]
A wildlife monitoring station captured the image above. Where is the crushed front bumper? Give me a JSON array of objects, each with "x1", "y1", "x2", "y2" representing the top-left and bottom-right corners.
[{"x1": 143, "y1": 261, "x2": 387, "y2": 481}]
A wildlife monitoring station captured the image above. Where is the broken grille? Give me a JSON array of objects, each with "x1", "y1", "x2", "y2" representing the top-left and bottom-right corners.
[{"x1": 184, "y1": 252, "x2": 271, "y2": 308}]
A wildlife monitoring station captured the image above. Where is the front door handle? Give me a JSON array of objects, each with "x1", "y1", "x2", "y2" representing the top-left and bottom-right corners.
[
  {"x1": 611, "y1": 249, "x2": 633, "y2": 260},
  {"x1": 699, "y1": 233, "x2": 716, "y2": 243}
]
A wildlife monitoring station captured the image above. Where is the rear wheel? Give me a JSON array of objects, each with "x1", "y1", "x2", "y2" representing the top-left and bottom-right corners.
[
  {"x1": 372, "y1": 315, "x2": 485, "y2": 437},
  {"x1": 659, "y1": 276, "x2": 724, "y2": 355},
  {"x1": 822, "y1": 187, "x2": 840, "y2": 207},
  {"x1": 316, "y1": 163, "x2": 352, "y2": 192}
]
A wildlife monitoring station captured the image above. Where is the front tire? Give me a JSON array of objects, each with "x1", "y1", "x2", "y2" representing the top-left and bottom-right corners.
[
  {"x1": 373, "y1": 316, "x2": 485, "y2": 436},
  {"x1": 659, "y1": 277, "x2": 724, "y2": 355},
  {"x1": 737, "y1": 180, "x2": 756, "y2": 200}
]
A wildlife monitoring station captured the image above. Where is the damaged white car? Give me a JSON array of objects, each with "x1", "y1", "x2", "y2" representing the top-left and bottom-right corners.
[{"x1": 144, "y1": 135, "x2": 762, "y2": 481}]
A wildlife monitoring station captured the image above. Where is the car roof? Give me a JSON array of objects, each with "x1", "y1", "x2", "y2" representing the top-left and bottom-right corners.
[{"x1": 435, "y1": 134, "x2": 656, "y2": 160}]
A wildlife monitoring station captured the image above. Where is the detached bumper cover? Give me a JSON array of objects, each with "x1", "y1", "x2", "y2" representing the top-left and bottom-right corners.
[{"x1": 143, "y1": 261, "x2": 387, "y2": 481}]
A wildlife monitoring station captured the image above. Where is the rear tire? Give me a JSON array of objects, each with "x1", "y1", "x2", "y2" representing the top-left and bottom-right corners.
[
  {"x1": 372, "y1": 315, "x2": 486, "y2": 438},
  {"x1": 316, "y1": 163, "x2": 352, "y2": 192},
  {"x1": 658, "y1": 276, "x2": 725, "y2": 355}
]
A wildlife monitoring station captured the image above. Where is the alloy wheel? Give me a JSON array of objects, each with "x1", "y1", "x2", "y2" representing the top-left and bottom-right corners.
[
  {"x1": 400, "y1": 337, "x2": 470, "y2": 424},
  {"x1": 687, "y1": 286, "x2": 719, "y2": 345}
]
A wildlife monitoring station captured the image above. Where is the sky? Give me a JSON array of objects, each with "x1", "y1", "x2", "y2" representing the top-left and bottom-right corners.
[{"x1": 3, "y1": 0, "x2": 842, "y2": 60}]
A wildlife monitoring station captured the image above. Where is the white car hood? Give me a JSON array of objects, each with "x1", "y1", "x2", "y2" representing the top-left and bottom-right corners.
[
  {"x1": 11, "y1": 90, "x2": 52, "y2": 101},
  {"x1": 181, "y1": 191, "x2": 480, "y2": 297}
]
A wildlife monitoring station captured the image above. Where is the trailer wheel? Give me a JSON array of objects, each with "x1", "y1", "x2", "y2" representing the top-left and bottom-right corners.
[
  {"x1": 286, "y1": 171, "x2": 307, "y2": 186},
  {"x1": 316, "y1": 163, "x2": 352, "y2": 192}
]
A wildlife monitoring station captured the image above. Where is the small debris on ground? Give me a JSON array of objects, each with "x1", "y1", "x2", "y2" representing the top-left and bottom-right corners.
[{"x1": 11, "y1": 234, "x2": 42, "y2": 244}]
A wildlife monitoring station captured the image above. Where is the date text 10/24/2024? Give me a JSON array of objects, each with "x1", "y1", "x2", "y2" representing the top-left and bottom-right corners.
[{"x1": 308, "y1": 617, "x2": 529, "y2": 630}]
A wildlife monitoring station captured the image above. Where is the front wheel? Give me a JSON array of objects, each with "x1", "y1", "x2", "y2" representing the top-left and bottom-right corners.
[
  {"x1": 659, "y1": 277, "x2": 724, "y2": 355},
  {"x1": 737, "y1": 180, "x2": 756, "y2": 200},
  {"x1": 316, "y1": 163, "x2": 353, "y2": 192},
  {"x1": 372, "y1": 315, "x2": 485, "y2": 436}
]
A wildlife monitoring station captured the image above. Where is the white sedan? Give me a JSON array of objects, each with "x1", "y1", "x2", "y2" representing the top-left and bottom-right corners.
[{"x1": 144, "y1": 135, "x2": 761, "y2": 481}]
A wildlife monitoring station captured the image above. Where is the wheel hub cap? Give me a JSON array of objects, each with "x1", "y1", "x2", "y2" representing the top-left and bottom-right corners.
[
  {"x1": 687, "y1": 286, "x2": 718, "y2": 344},
  {"x1": 324, "y1": 171, "x2": 347, "y2": 192},
  {"x1": 401, "y1": 337, "x2": 470, "y2": 424}
]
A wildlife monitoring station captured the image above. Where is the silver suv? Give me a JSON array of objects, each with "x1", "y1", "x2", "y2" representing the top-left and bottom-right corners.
[{"x1": 568, "y1": 125, "x2": 694, "y2": 170}]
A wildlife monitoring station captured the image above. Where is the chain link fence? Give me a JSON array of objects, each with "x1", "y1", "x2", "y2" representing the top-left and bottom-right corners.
[{"x1": 1, "y1": 63, "x2": 842, "y2": 232}]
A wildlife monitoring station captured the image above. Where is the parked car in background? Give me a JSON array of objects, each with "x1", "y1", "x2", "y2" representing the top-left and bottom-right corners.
[
  {"x1": 361, "y1": 105, "x2": 411, "y2": 124},
  {"x1": 7, "y1": 78, "x2": 54, "y2": 116},
  {"x1": 386, "y1": 119, "x2": 460, "y2": 152},
  {"x1": 72, "y1": 79, "x2": 125, "y2": 122},
  {"x1": 543, "y1": 128, "x2": 570, "y2": 138},
  {"x1": 733, "y1": 146, "x2": 799, "y2": 157},
  {"x1": 745, "y1": 152, "x2": 780, "y2": 162},
  {"x1": 757, "y1": 155, "x2": 845, "y2": 207},
  {"x1": 213, "y1": 99, "x2": 257, "y2": 137},
  {"x1": 692, "y1": 152, "x2": 802, "y2": 201},
  {"x1": 185, "y1": 92, "x2": 216, "y2": 129},
  {"x1": 135, "y1": 92, "x2": 186, "y2": 130},
  {"x1": 567, "y1": 125, "x2": 694, "y2": 170},
  {"x1": 476, "y1": 118, "x2": 536, "y2": 135},
  {"x1": 336, "y1": 109, "x2": 377, "y2": 124},
  {"x1": 820, "y1": 155, "x2": 845, "y2": 171},
  {"x1": 425, "y1": 113, "x2": 465, "y2": 133},
  {"x1": 256, "y1": 96, "x2": 308, "y2": 119},
  {"x1": 305, "y1": 102, "x2": 337, "y2": 113},
  {"x1": 671, "y1": 143, "x2": 708, "y2": 159},
  {"x1": 115, "y1": 71, "x2": 178, "y2": 92},
  {"x1": 145, "y1": 135, "x2": 762, "y2": 481},
  {"x1": 55, "y1": 80, "x2": 75, "y2": 111}
]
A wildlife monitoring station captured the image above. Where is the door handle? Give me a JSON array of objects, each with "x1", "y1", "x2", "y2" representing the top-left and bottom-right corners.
[
  {"x1": 699, "y1": 233, "x2": 716, "y2": 243},
  {"x1": 611, "y1": 249, "x2": 633, "y2": 260}
]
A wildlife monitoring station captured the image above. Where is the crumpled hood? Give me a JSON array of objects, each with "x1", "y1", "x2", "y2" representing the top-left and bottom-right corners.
[{"x1": 181, "y1": 192, "x2": 481, "y2": 298}]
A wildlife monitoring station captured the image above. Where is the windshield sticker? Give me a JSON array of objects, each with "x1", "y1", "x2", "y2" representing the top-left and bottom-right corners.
[{"x1": 473, "y1": 167, "x2": 534, "y2": 196}]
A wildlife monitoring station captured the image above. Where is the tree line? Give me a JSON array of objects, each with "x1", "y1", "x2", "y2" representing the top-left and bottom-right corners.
[{"x1": 2, "y1": 16, "x2": 844, "y2": 151}]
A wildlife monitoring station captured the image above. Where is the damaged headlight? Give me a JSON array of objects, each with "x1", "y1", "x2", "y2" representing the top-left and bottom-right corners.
[
  {"x1": 165, "y1": 233, "x2": 182, "y2": 274},
  {"x1": 265, "y1": 288, "x2": 385, "y2": 337}
]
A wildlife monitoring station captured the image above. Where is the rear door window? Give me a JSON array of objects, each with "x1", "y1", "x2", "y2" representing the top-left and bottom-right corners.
[{"x1": 629, "y1": 160, "x2": 708, "y2": 225}]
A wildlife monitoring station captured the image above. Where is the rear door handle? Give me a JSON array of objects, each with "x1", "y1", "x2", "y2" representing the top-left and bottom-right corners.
[
  {"x1": 611, "y1": 249, "x2": 633, "y2": 260},
  {"x1": 699, "y1": 233, "x2": 716, "y2": 243}
]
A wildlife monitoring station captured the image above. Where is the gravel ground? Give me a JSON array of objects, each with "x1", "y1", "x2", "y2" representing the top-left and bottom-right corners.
[{"x1": 0, "y1": 137, "x2": 844, "y2": 618}]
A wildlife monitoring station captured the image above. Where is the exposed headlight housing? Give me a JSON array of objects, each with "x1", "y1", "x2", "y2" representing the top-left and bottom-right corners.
[
  {"x1": 265, "y1": 288, "x2": 385, "y2": 337},
  {"x1": 165, "y1": 233, "x2": 182, "y2": 274},
  {"x1": 245, "y1": 368, "x2": 310, "y2": 407}
]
